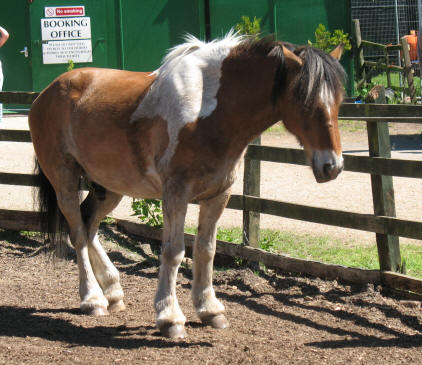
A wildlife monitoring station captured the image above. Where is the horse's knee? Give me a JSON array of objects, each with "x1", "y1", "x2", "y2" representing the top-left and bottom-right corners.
[
  {"x1": 161, "y1": 241, "x2": 185, "y2": 267},
  {"x1": 194, "y1": 240, "x2": 215, "y2": 262},
  {"x1": 69, "y1": 227, "x2": 88, "y2": 249}
]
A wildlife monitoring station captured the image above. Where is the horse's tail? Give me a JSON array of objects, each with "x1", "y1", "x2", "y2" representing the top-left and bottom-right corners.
[{"x1": 34, "y1": 159, "x2": 69, "y2": 256}]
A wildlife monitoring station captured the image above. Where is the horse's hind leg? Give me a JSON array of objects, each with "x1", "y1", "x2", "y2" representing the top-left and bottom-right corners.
[
  {"x1": 53, "y1": 175, "x2": 109, "y2": 315},
  {"x1": 192, "y1": 190, "x2": 230, "y2": 329},
  {"x1": 80, "y1": 185, "x2": 125, "y2": 313}
]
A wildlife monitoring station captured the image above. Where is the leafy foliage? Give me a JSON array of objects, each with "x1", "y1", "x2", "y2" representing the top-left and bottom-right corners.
[
  {"x1": 235, "y1": 15, "x2": 261, "y2": 36},
  {"x1": 66, "y1": 59, "x2": 75, "y2": 72},
  {"x1": 356, "y1": 81, "x2": 376, "y2": 100},
  {"x1": 308, "y1": 24, "x2": 351, "y2": 53},
  {"x1": 132, "y1": 198, "x2": 163, "y2": 228}
]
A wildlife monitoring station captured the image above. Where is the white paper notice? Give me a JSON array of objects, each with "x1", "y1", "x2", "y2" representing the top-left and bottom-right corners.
[
  {"x1": 40, "y1": 16, "x2": 92, "y2": 64},
  {"x1": 42, "y1": 39, "x2": 92, "y2": 64}
]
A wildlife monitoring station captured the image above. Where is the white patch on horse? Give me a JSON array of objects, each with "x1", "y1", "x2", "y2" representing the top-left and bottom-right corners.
[
  {"x1": 130, "y1": 31, "x2": 244, "y2": 165},
  {"x1": 319, "y1": 82, "x2": 334, "y2": 121}
]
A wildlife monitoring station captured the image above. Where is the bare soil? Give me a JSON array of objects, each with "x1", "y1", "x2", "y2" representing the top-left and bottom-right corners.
[
  {"x1": 1, "y1": 116, "x2": 422, "y2": 363},
  {"x1": 1, "y1": 226, "x2": 422, "y2": 365}
]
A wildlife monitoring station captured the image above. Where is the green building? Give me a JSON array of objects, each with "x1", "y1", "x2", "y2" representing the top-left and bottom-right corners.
[{"x1": 0, "y1": 0, "x2": 352, "y2": 99}]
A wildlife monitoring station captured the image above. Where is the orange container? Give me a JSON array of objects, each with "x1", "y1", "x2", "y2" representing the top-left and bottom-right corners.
[{"x1": 403, "y1": 30, "x2": 418, "y2": 61}]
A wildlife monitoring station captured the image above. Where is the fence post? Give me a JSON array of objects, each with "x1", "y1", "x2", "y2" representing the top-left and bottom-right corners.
[
  {"x1": 243, "y1": 136, "x2": 260, "y2": 248},
  {"x1": 366, "y1": 86, "x2": 402, "y2": 272},
  {"x1": 400, "y1": 37, "x2": 416, "y2": 103},
  {"x1": 383, "y1": 47, "x2": 392, "y2": 89},
  {"x1": 352, "y1": 19, "x2": 366, "y2": 90}
]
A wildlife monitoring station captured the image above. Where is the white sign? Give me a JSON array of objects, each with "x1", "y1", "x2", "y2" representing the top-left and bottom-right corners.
[
  {"x1": 42, "y1": 40, "x2": 92, "y2": 64},
  {"x1": 41, "y1": 17, "x2": 91, "y2": 41},
  {"x1": 40, "y1": 16, "x2": 92, "y2": 64},
  {"x1": 45, "y1": 6, "x2": 85, "y2": 18}
]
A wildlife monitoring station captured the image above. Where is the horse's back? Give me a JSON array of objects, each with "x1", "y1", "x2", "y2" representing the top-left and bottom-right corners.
[
  {"x1": 28, "y1": 67, "x2": 163, "y2": 198},
  {"x1": 30, "y1": 67, "x2": 154, "y2": 123}
]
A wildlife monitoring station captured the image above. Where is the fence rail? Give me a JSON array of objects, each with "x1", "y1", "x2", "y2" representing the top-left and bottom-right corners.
[
  {"x1": 0, "y1": 91, "x2": 39, "y2": 104},
  {"x1": 2, "y1": 91, "x2": 422, "y2": 293},
  {"x1": 352, "y1": 18, "x2": 416, "y2": 102}
]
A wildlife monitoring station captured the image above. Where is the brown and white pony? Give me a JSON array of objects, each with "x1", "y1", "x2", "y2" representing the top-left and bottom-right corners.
[{"x1": 29, "y1": 33, "x2": 345, "y2": 338}]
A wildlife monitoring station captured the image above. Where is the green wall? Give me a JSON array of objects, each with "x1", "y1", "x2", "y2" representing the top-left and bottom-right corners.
[
  {"x1": 1, "y1": 0, "x2": 32, "y2": 92},
  {"x1": 275, "y1": 0, "x2": 353, "y2": 95},
  {"x1": 119, "y1": 0, "x2": 204, "y2": 72},
  {"x1": 0, "y1": 0, "x2": 354, "y2": 94},
  {"x1": 29, "y1": 0, "x2": 120, "y2": 91},
  {"x1": 209, "y1": 0, "x2": 274, "y2": 38},
  {"x1": 208, "y1": 0, "x2": 353, "y2": 95}
]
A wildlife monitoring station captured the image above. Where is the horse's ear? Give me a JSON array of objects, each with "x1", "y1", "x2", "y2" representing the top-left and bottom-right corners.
[
  {"x1": 329, "y1": 43, "x2": 345, "y2": 60},
  {"x1": 281, "y1": 45, "x2": 303, "y2": 66}
]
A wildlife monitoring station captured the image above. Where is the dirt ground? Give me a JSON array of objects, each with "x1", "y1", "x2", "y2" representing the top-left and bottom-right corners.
[
  {"x1": 1, "y1": 117, "x2": 422, "y2": 363},
  {"x1": 1, "y1": 227, "x2": 422, "y2": 365}
]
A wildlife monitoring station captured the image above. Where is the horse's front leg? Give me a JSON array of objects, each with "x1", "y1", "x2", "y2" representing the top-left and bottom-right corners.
[
  {"x1": 155, "y1": 195, "x2": 188, "y2": 338},
  {"x1": 192, "y1": 190, "x2": 230, "y2": 329}
]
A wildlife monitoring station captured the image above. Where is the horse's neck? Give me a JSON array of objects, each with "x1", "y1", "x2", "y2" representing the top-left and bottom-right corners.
[{"x1": 210, "y1": 56, "x2": 281, "y2": 151}]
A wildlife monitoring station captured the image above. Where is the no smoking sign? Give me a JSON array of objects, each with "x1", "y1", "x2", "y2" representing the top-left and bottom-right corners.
[{"x1": 44, "y1": 6, "x2": 85, "y2": 18}]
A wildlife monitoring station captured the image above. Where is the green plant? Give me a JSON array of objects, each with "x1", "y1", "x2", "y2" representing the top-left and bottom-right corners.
[
  {"x1": 132, "y1": 198, "x2": 163, "y2": 228},
  {"x1": 20, "y1": 230, "x2": 43, "y2": 239},
  {"x1": 235, "y1": 16, "x2": 261, "y2": 36},
  {"x1": 308, "y1": 24, "x2": 351, "y2": 53},
  {"x1": 101, "y1": 216, "x2": 116, "y2": 225},
  {"x1": 265, "y1": 121, "x2": 286, "y2": 134},
  {"x1": 66, "y1": 59, "x2": 75, "y2": 72},
  {"x1": 356, "y1": 81, "x2": 376, "y2": 100}
]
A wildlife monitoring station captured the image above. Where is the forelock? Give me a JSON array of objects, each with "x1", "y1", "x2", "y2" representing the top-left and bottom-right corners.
[{"x1": 293, "y1": 46, "x2": 345, "y2": 112}]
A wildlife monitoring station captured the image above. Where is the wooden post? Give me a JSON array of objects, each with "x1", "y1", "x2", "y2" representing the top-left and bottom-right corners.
[
  {"x1": 384, "y1": 47, "x2": 392, "y2": 89},
  {"x1": 353, "y1": 19, "x2": 366, "y2": 90},
  {"x1": 400, "y1": 37, "x2": 416, "y2": 103},
  {"x1": 366, "y1": 86, "x2": 402, "y2": 273},
  {"x1": 243, "y1": 136, "x2": 261, "y2": 248}
]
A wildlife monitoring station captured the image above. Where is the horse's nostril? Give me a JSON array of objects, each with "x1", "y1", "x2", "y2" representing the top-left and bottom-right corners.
[{"x1": 323, "y1": 163, "x2": 334, "y2": 177}]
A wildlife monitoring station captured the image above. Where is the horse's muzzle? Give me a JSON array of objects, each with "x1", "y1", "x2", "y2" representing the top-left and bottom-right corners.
[{"x1": 311, "y1": 150, "x2": 344, "y2": 183}]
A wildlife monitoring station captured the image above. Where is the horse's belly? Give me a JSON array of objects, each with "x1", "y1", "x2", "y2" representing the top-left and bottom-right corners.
[{"x1": 83, "y1": 162, "x2": 162, "y2": 199}]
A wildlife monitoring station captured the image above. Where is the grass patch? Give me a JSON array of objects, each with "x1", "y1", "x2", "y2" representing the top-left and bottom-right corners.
[
  {"x1": 401, "y1": 245, "x2": 422, "y2": 278},
  {"x1": 185, "y1": 226, "x2": 422, "y2": 279},
  {"x1": 265, "y1": 121, "x2": 286, "y2": 134},
  {"x1": 339, "y1": 120, "x2": 367, "y2": 132},
  {"x1": 185, "y1": 226, "x2": 243, "y2": 244},
  {"x1": 20, "y1": 230, "x2": 44, "y2": 239},
  {"x1": 371, "y1": 72, "x2": 422, "y2": 97},
  {"x1": 101, "y1": 216, "x2": 116, "y2": 225},
  {"x1": 264, "y1": 119, "x2": 368, "y2": 136}
]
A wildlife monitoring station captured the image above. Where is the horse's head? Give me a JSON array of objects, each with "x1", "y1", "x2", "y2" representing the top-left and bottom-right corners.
[{"x1": 275, "y1": 44, "x2": 345, "y2": 183}]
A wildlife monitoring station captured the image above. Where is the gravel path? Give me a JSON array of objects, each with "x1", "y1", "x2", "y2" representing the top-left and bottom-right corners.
[{"x1": 1, "y1": 116, "x2": 421, "y2": 245}]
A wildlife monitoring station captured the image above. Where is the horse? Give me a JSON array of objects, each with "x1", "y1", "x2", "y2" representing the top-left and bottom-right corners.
[{"x1": 29, "y1": 32, "x2": 345, "y2": 339}]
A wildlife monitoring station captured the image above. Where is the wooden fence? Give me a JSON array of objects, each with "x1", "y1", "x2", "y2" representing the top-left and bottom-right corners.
[
  {"x1": 2, "y1": 91, "x2": 422, "y2": 295},
  {"x1": 353, "y1": 19, "x2": 417, "y2": 102}
]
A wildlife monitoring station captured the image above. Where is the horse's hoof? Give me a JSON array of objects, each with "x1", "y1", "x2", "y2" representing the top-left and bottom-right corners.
[
  {"x1": 202, "y1": 314, "x2": 229, "y2": 329},
  {"x1": 159, "y1": 323, "x2": 187, "y2": 339},
  {"x1": 108, "y1": 300, "x2": 126, "y2": 313},
  {"x1": 81, "y1": 305, "x2": 109, "y2": 316}
]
